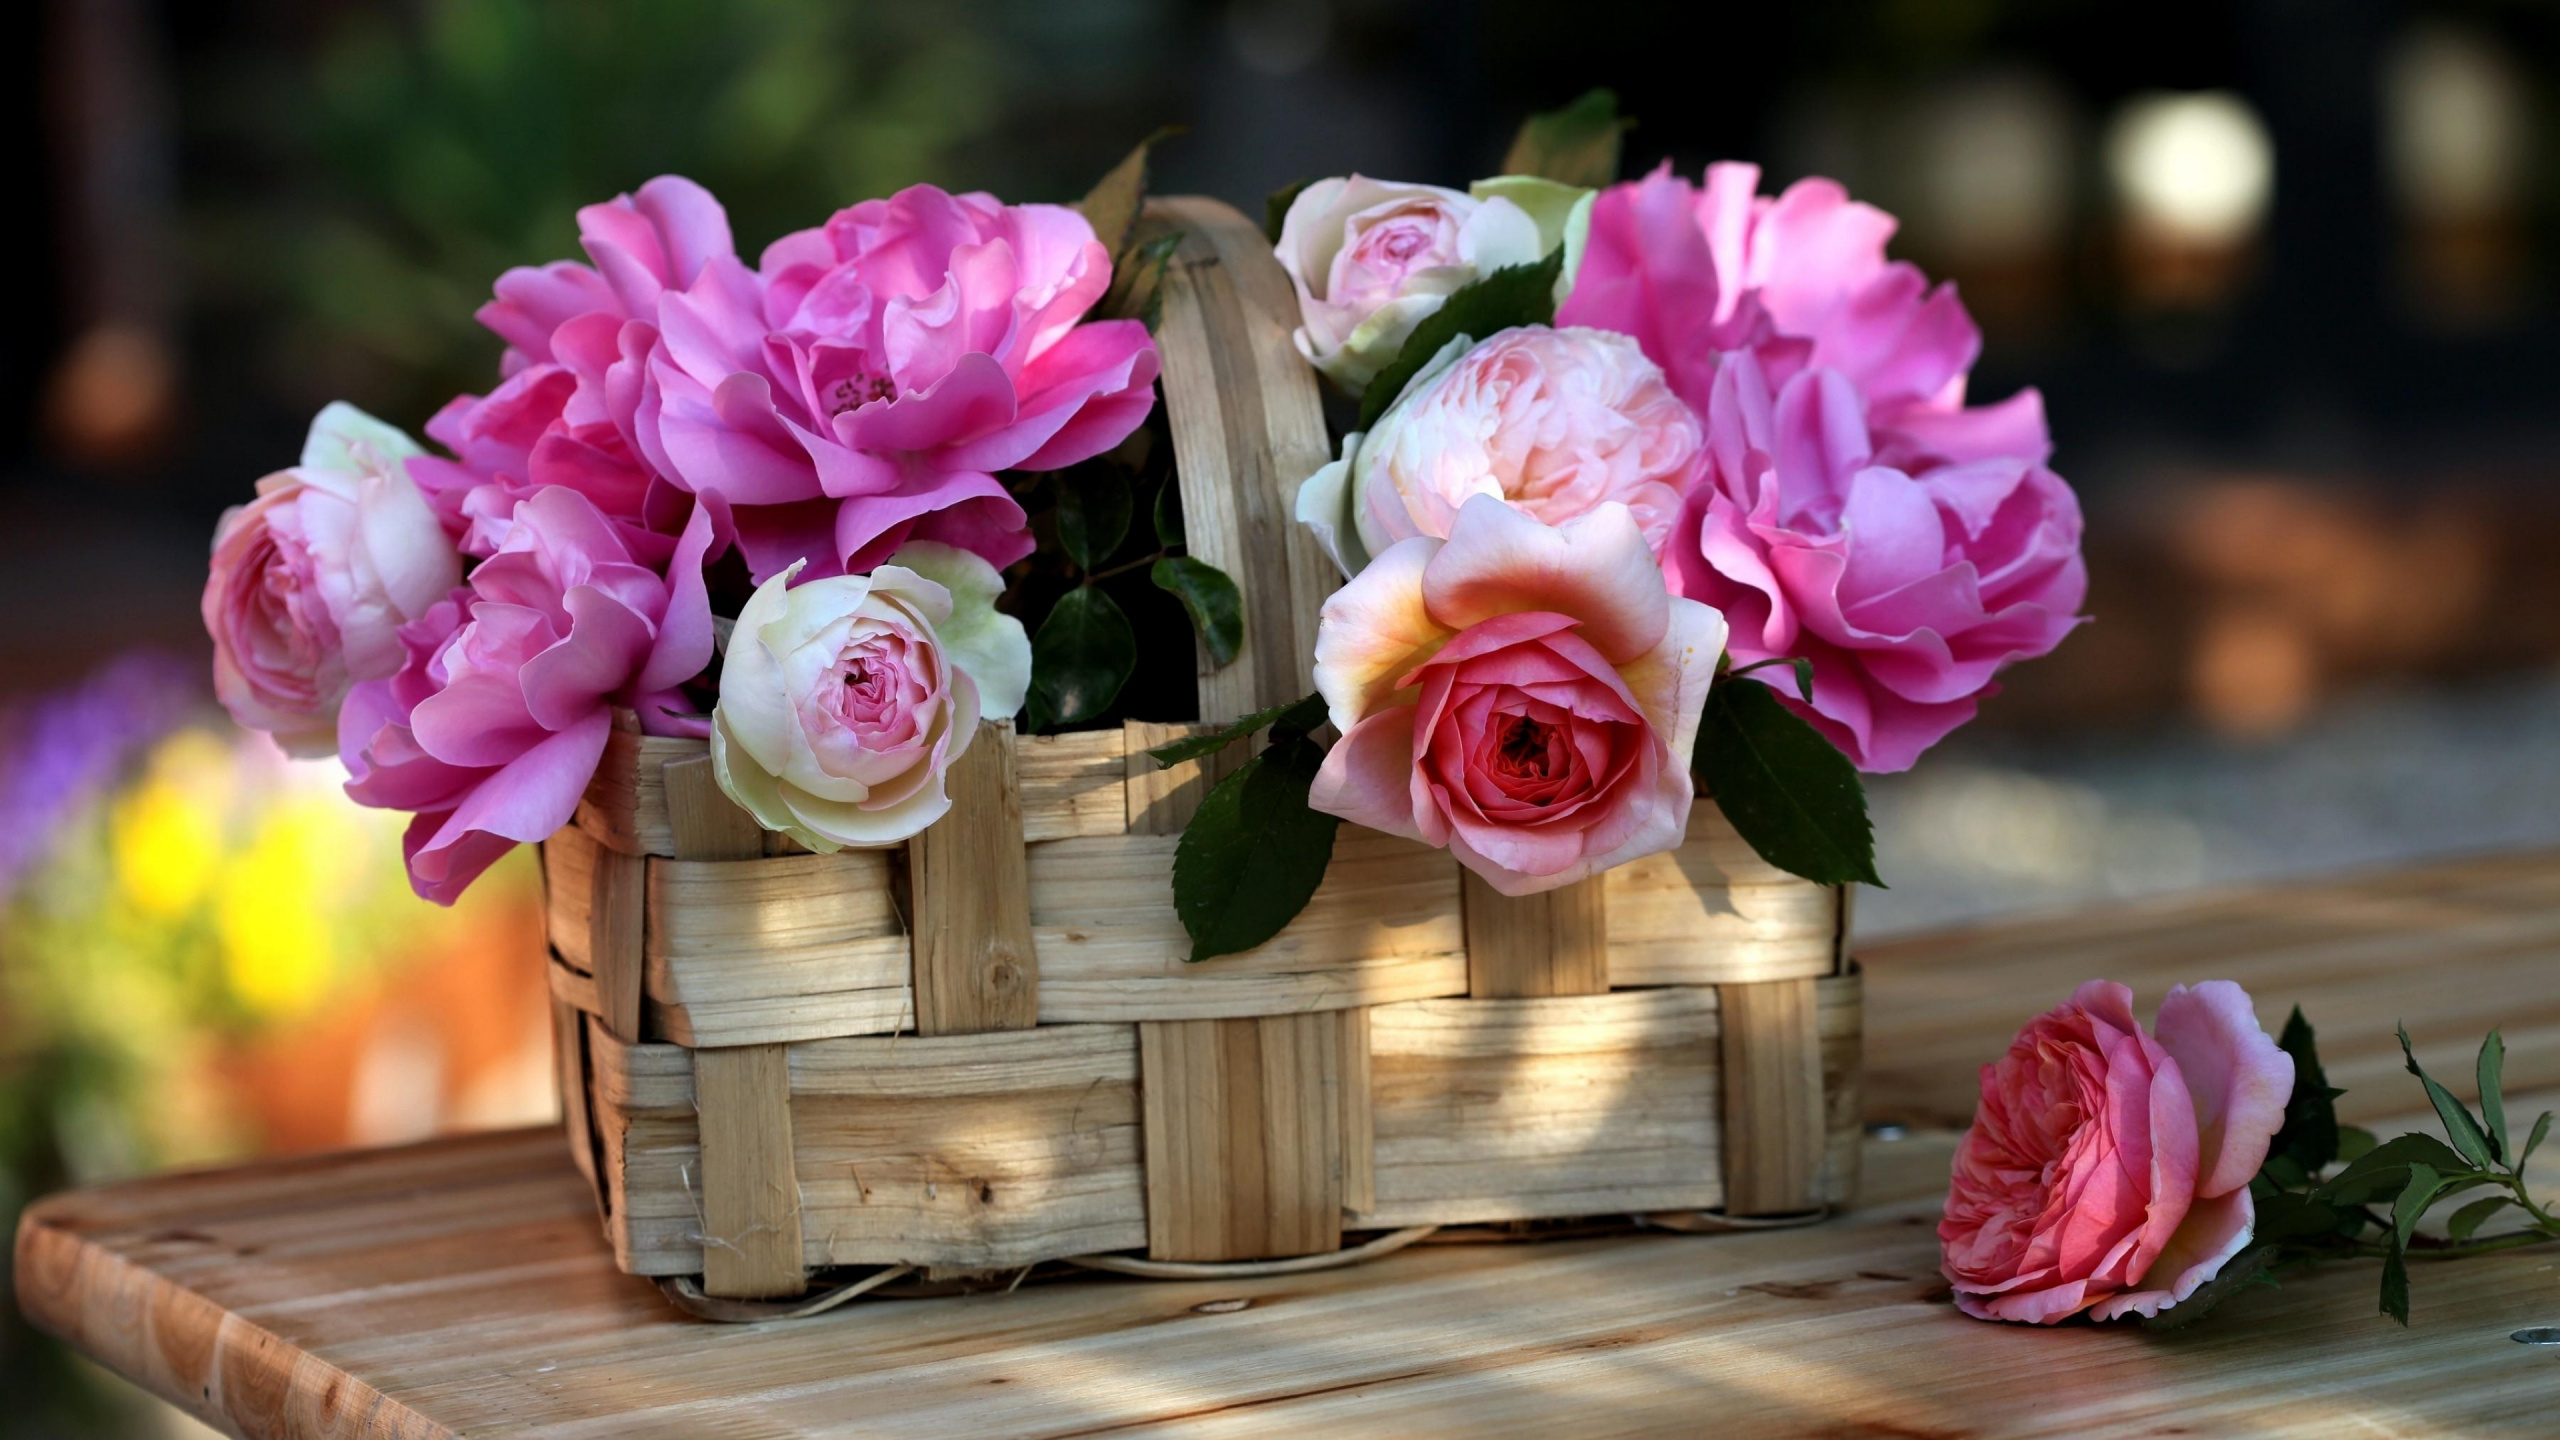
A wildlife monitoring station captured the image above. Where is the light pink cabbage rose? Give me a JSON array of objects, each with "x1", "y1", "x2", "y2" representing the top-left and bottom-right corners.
[
  {"x1": 1671, "y1": 351, "x2": 2084, "y2": 772},
  {"x1": 203, "y1": 404, "x2": 462, "y2": 756},
  {"x1": 1296, "y1": 325, "x2": 1702, "y2": 576},
  {"x1": 1941, "y1": 980, "x2": 2294, "y2": 1324},
  {"x1": 638, "y1": 183, "x2": 1161, "y2": 583},
  {"x1": 711, "y1": 544, "x2": 1031, "y2": 851},
  {"x1": 338, "y1": 487, "x2": 725, "y2": 903},
  {"x1": 410, "y1": 175, "x2": 734, "y2": 562},
  {"x1": 1309, "y1": 495, "x2": 1725, "y2": 896}
]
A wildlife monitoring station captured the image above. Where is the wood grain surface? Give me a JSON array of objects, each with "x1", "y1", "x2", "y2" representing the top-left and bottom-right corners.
[{"x1": 17, "y1": 849, "x2": 2560, "y2": 1438}]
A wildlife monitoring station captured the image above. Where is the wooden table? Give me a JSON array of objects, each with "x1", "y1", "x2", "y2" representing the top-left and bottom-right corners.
[{"x1": 17, "y1": 851, "x2": 2560, "y2": 1438}]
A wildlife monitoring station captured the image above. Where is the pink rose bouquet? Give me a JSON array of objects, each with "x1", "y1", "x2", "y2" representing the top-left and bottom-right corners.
[
  {"x1": 1308, "y1": 496, "x2": 1723, "y2": 895},
  {"x1": 205, "y1": 162, "x2": 1166, "y2": 904}
]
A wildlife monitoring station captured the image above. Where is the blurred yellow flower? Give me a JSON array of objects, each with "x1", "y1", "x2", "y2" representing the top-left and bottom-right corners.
[
  {"x1": 215, "y1": 794, "x2": 364, "y2": 1018},
  {"x1": 110, "y1": 731, "x2": 235, "y2": 916}
]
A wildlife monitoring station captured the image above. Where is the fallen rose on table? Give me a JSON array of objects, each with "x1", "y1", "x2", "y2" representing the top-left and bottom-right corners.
[{"x1": 1943, "y1": 981, "x2": 2558, "y2": 1328}]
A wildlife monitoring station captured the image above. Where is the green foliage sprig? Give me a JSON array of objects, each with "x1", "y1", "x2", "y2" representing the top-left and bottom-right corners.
[{"x1": 2147, "y1": 1013, "x2": 2559, "y2": 1330}]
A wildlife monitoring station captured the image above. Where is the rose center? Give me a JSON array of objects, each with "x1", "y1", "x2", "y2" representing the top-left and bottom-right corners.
[
  {"x1": 1493, "y1": 715, "x2": 1560, "y2": 794},
  {"x1": 826, "y1": 371, "x2": 898, "y2": 417}
]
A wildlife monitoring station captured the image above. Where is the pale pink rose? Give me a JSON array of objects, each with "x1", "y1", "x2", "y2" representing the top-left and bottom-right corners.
[
  {"x1": 710, "y1": 544, "x2": 1029, "y2": 850},
  {"x1": 338, "y1": 487, "x2": 725, "y2": 903},
  {"x1": 203, "y1": 404, "x2": 462, "y2": 757},
  {"x1": 1297, "y1": 326, "x2": 1702, "y2": 576},
  {"x1": 1668, "y1": 351, "x2": 2084, "y2": 772},
  {"x1": 1941, "y1": 980, "x2": 2294, "y2": 1325},
  {"x1": 408, "y1": 176, "x2": 733, "y2": 563},
  {"x1": 1309, "y1": 495, "x2": 1725, "y2": 896},
  {"x1": 1277, "y1": 176, "x2": 1552, "y2": 391},
  {"x1": 638, "y1": 183, "x2": 1160, "y2": 583}
]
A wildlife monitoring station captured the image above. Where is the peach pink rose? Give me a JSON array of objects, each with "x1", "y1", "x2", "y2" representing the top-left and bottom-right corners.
[
  {"x1": 1295, "y1": 325, "x2": 1702, "y2": 577},
  {"x1": 203, "y1": 404, "x2": 462, "y2": 757},
  {"x1": 1941, "y1": 980, "x2": 2294, "y2": 1324},
  {"x1": 1309, "y1": 495, "x2": 1725, "y2": 896}
]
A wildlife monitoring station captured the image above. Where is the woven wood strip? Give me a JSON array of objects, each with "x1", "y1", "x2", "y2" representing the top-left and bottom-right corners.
[
  {"x1": 907, "y1": 720, "x2": 1039, "y2": 1035},
  {"x1": 641, "y1": 851, "x2": 909, "y2": 1047},
  {"x1": 692, "y1": 1044, "x2": 805, "y2": 1298},
  {"x1": 1463, "y1": 872, "x2": 1610, "y2": 998},
  {"x1": 540, "y1": 824, "x2": 644, "y2": 1041},
  {"x1": 1139, "y1": 1013, "x2": 1345, "y2": 1262},
  {"x1": 1018, "y1": 729, "x2": 1128, "y2": 841},
  {"x1": 1718, "y1": 977, "x2": 1828, "y2": 1216}
]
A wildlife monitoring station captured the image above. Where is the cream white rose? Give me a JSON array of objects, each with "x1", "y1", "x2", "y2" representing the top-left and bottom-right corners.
[
  {"x1": 710, "y1": 543, "x2": 1030, "y2": 849},
  {"x1": 1278, "y1": 175, "x2": 1594, "y2": 394}
]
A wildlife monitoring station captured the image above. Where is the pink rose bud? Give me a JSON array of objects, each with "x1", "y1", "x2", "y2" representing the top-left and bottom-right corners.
[
  {"x1": 1308, "y1": 495, "x2": 1726, "y2": 896},
  {"x1": 1276, "y1": 176, "x2": 1564, "y2": 392},
  {"x1": 202, "y1": 404, "x2": 462, "y2": 757},
  {"x1": 1297, "y1": 325, "x2": 1703, "y2": 577},
  {"x1": 709, "y1": 543, "x2": 1031, "y2": 850},
  {"x1": 1941, "y1": 980, "x2": 2295, "y2": 1324}
]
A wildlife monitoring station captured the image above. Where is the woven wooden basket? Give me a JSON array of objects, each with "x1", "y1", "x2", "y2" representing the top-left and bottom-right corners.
[{"x1": 542, "y1": 196, "x2": 1863, "y2": 1310}]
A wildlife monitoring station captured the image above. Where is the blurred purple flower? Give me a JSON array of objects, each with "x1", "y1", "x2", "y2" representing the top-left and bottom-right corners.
[{"x1": 0, "y1": 652, "x2": 201, "y2": 905}]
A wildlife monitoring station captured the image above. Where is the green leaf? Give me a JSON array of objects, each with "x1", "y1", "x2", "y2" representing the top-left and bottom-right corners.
[
  {"x1": 2447, "y1": 1194, "x2": 2515, "y2": 1241},
  {"x1": 1499, "y1": 87, "x2": 1632, "y2": 189},
  {"x1": 2313, "y1": 1131, "x2": 2475, "y2": 1206},
  {"x1": 2478, "y1": 1028, "x2": 2509, "y2": 1165},
  {"x1": 2138, "y1": 1245, "x2": 2278, "y2": 1331},
  {"x1": 1171, "y1": 732, "x2": 1342, "y2": 962},
  {"x1": 1690, "y1": 676, "x2": 1880, "y2": 887},
  {"x1": 1729, "y1": 655, "x2": 1816, "y2": 703},
  {"x1": 1147, "y1": 693, "x2": 1326, "y2": 769},
  {"x1": 2254, "y1": 1190, "x2": 2344, "y2": 1243},
  {"x1": 2380, "y1": 1238, "x2": 2410, "y2": 1326},
  {"x1": 1150, "y1": 556, "x2": 1245, "y2": 668},
  {"x1": 1356, "y1": 248, "x2": 1565, "y2": 430},
  {"x1": 1074, "y1": 126, "x2": 1183, "y2": 263},
  {"x1": 1028, "y1": 586, "x2": 1136, "y2": 727},
  {"x1": 1152, "y1": 475, "x2": 1186, "y2": 548},
  {"x1": 1104, "y1": 229, "x2": 1184, "y2": 333},
  {"x1": 2337, "y1": 1126, "x2": 2378, "y2": 1165},
  {"x1": 2269, "y1": 1007, "x2": 2344, "y2": 1175},
  {"x1": 2400, "y1": 1023, "x2": 2495, "y2": 1169},
  {"x1": 1057, "y1": 466, "x2": 1133, "y2": 571},
  {"x1": 2523, "y1": 1112, "x2": 2553, "y2": 1169},
  {"x1": 1265, "y1": 178, "x2": 1311, "y2": 244},
  {"x1": 2393, "y1": 1162, "x2": 2450, "y2": 1251}
]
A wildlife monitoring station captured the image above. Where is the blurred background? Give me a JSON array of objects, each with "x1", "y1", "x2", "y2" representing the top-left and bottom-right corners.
[{"x1": 6, "y1": 0, "x2": 2559, "y2": 1430}]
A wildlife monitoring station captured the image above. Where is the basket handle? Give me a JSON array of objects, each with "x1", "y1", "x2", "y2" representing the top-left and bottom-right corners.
[{"x1": 1142, "y1": 196, "x2": 1337, "y2": 723}]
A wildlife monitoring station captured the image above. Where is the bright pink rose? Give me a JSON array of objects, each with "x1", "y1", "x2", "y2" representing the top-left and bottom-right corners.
[
  {"x1": 638, "y1": 183, "x2": 1161, "y2": 583},
  {"x1": 1295, "y1": 326, "x2": 1703, "y2": 576},
  {"x1": 1670, "y1": 351, "x2": 2084, "y2": 772},
  {"x1": 409, "y1": 175, "x2": 735, "y2": 561},
  {"x1": 203, "y1": 404, "x2": 461, "y2": 757},
  {"x1": 1309, "y1": 495, "x2": 1725, "y2": 896},
  {"x1": 1941, "y1": 980, "x2": 2294, "y2": 1324},
  {"x1": 338, "y1": 487, "x2": 724, "y2": 902},
  {"x1": 1561, "y1": 161, "x2": 2047, "y2": 473}
]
